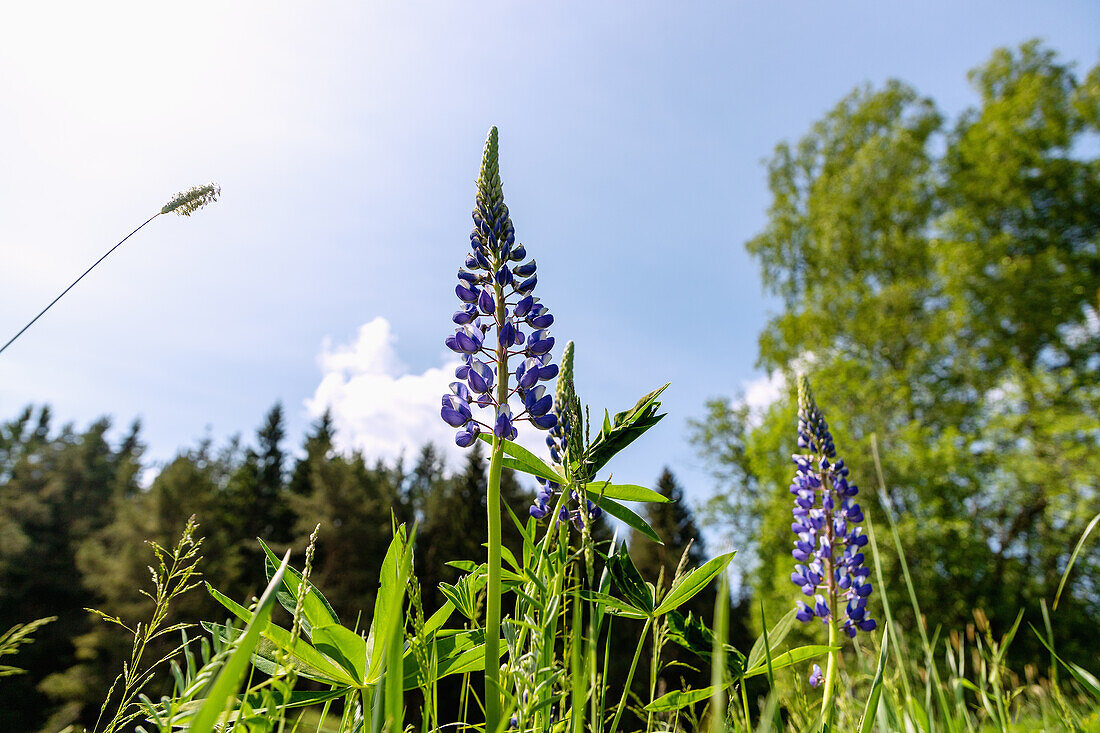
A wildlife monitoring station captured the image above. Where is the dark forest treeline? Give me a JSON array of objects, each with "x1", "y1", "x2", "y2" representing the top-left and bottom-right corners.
[{"x1": 0, "y1": 403, "x2": 722, "y2": 732}]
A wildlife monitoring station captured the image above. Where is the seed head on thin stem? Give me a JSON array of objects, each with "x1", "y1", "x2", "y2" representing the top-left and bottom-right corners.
[{"x1": 161, "y1": 184, "x2": 221, "y2": 216}]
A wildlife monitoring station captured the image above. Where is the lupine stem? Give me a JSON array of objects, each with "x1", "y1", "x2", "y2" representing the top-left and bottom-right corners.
[
  {"x1": 483, "y1": 274, "x2": 511, "y2": 733},
  {"x1": 485, "y1": 437, "x2": 503, "y2": 732},
  {"x1": 647, "y1": 618, "x2": 659, "y2": 730},
  {"x1": 821, "y1": 619, "x2": 839, "y2": 731}
]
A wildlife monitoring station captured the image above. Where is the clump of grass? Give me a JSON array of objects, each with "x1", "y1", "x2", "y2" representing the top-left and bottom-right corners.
[{"x1": 90, "y1": 516, "x2": 203, "y2": 733}]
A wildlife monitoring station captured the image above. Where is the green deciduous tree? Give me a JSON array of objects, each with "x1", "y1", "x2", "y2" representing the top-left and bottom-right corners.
[{"x1": 692, "y1": 41, "x2": 1100, "y2": 668}]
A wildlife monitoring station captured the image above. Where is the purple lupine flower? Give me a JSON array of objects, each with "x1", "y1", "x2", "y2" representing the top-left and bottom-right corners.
[
  {"x1": 441, "y1": 128, "x2": 558, "y2": 448},
  {"x1": 808, "y1": 664, "x2": 823, "y2": 688},
  {"x1": 528, "y1": 478, "x2": 558, "y2": 519},
  {"x1": 789, "y1": 375, "x2": 877, "y2": 641},
  {"x1": 441, "y1": 394, "x2": 472, "y2": 427}
]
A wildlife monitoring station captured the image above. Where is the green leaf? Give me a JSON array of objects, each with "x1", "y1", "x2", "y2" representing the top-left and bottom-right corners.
[
  {"x1": 446, "y1": 560, "x2": 479, "y2": 573},
  {"x1": 646, "y1": 684, "x2": 722, "y2": 712},
  {"x1": 654, "y1": 552, "x2": 735, "y2": 616},
  {"x1": 188, "y1": 551, "x2": 289, "y2": 733},
  {"x1": 439, "y1": 576, "x2": 481, "y2": 622},
  {"x1": 746, "y1": 608, "x2": 797, "y2": 672},
  {"x1": 258, "y1": 538, "x2": 340, "y2": 636},
  {"x1": 595, "y1": 496, "x2": 663, "y2": 545},
  {"x1": 1054, "y1": 511, "x2": 1099, "y2": 610},
  {"x1": 666, "y1": 610, "x2": 745, "y2": 677},
  {"x1": 402, "y1": 629, "x2": 485, "y2": 689},
  {"x1": 607, "y1": 544, "x2": 654, "y2": 614},
  {"x1": 366, "y1": 524, "x2": 412, "y2": 681},
  {"x1": 743, "y1": 645, "x2": 838, "y2": 679},
  {"x1": 500, "y1": 456, "x2": 560, "y2": 483},
  {"x1": 1030, "y1": 625, "x2": 1100, "y2": 702},
  {"x1": 584, "y1": 482, "x2": 670, "y2": 503},
  {"x1": 311, "y1": 624, "x2": 367, "y2": 685},
  {"x1": 579, "y1": 591, "x2": 650, "y2": 620},
  {"x1": 477, "y1": 433, "x2": 564, "y2": 482},
  {"x1": 202, "y1": 621, "x2": 341, "y2": 684},
  {"x1": 859, "y1": 627, "x2": 890, "y2": 733},
  {"x1": 580, "y1": 384, "x2": 669, "y2": 479},
  {"x1": 205, "y1": 584, "x2": 355, "y2": 685},
  {"x1": 421, "y1": 599, "x2": 456, "y2": 638}
]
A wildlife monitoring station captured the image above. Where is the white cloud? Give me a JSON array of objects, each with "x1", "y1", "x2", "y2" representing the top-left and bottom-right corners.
[
  {"x1": 736, "y1": 353, "x2": 821, "y2": 425},
  {"x1": 306, "y1": 317, "x2": 550, "y2": 472},
  {"x1": 742, "y1": 370, "x2": 785, "y2": 418},
  {"x1": 307, "y1": 317, "x2": 464, "y2": 467}
]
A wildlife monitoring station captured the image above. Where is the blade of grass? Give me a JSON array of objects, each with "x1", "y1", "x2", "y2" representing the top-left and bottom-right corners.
[
  {"x1": 858, "y1": 626, "x2": 889, "y2": 733},
  {"x1": 1053, "y1": 511, "x2": 1099, "y2": 610},
  {"x1": 871, "y1": 434, "x2": 954, "y2": 733}
]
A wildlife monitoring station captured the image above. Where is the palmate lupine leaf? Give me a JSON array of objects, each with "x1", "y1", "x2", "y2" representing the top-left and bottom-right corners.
[
  {"x1": 203, "y1": 588, "x2": 355, "y2": 685},
  {"x1": 585, "y1": 483, "x2": 669, "y2": 503},
  {"x1": 589, "y1": 495, "x2": 663, "y2": 544},
  {"x1": 477, "y1": 433, "x2": 565, "y2": 482},
  {"x1": 607, "y1": 543, "x2": 655, "y2": 614},
  {"x1": 666, "y1": 610, "x2": 746, "y2": 677},
  {"x1": 401, "y1": 629, "x2": 487, "y2": 689},
  {"x1": 187, "y1": 550, "x2": 289, "y2": 733},
  {"x1": 578, "y1": 591, "x2": 650, "y2": 620},
  {"x1": 311, "y1": 624, "x2": 367, "y2": 685},
  {"x1": 653, "y1": 552, "x2": 735, "y2": 616},
  {"x1": 258, "y1": 538, "x2": 341, "y2": 636},
  {"x1": 202, "y1": 621, "x2": 345, "y2": 684},
  {"x1": 576, "y1": 384, "x2": 669, "y2": 481}
]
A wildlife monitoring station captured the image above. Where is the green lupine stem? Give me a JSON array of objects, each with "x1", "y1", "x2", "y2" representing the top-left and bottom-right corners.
[
  {"x1": 647, "y1": 618, "x2": 659, "y2": 731},
  {"x1": 609, "y1": 617, "x2": 651, "y2": 733},
  {"x1": 485, "y1": 438, "x2": 504, "y2": 731},
  {"x1": 821, "y1": 619, "x2": 839, "y2": 731},
  {"x1": 484, "y1": 276, "x2": 510, "y2": 733}
]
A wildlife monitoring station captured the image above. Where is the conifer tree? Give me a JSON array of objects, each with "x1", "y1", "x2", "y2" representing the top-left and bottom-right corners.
[
  {"x1": 0, "y1": 413, "x2": 130, "y2": 730},
  {"x1": 632, "y1": 468, "x2": 707, "y2": 589}
]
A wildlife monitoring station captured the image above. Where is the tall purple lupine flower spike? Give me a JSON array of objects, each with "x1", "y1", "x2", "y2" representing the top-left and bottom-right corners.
[
  {"x1": 790, "y1": 375, "x2": 876, "y2": 640},
  {"x1": 441, "y1": 128, "x2": 559, "y2": 447}
]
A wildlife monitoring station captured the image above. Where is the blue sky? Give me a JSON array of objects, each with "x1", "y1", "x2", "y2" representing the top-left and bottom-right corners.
[{"x1": 1, "y1": 2, "x2": 1097, "y2": 522}]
